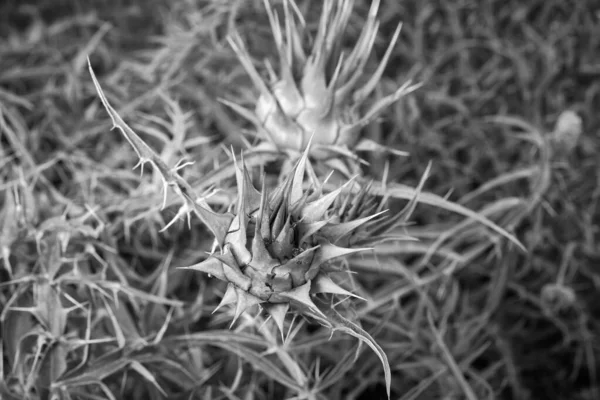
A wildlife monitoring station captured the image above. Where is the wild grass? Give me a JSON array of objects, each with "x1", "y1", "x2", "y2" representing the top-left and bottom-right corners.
[{"x1": 1, "y1": 0, "x2": 599, "y2": 399}]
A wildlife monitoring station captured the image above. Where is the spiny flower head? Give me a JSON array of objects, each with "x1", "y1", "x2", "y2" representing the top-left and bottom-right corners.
[
  {"x1": 184, "y1": 147, "x2": 381, "y2": 332},
  {"x1": 224, "y1": 0, "x2": 420, "y2": 160}
]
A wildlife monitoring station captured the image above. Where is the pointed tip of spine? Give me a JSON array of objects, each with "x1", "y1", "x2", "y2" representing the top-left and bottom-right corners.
[
  {"x1": 192, "y1": 205, "x2": 234, "y2": 249},
  {"x1": 180, "y1": 257, "x2": 226, "y2": 281},
  {"x1": 312, "y1": 243, "x2": 372, "y2": 269},
  {"x1": 214, "y1": 284, "x2": 238, "y2": 314},
  {"x1": 300, "y1": 177, "x2": 356, "y2": 223},
  {"x1": 280, "y1": 281, "x2": 326, "y2": 319},
  {"x1": 311, "y1": 274, "x2": 365, "y2": 301},
  {"x1": 264, "y1": 302, "x2": 290, "y2": 340},
  {"x1": 320, "y1": 210, "x2": 388, "y2": 242},
  {"x1": 290, "y1": 135, "x2": 313, "y2": 206}
]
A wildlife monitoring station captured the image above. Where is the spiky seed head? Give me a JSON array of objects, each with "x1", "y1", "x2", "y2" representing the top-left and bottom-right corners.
[
  {"x1": 225, "y1": 0, "x2": 419, "y2": 160},
  {"x1": 184, "y1": 148, "x2": 376, "y2": 330}
]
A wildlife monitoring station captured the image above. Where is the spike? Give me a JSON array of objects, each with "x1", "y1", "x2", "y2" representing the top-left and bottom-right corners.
[
  {"x1": 264, "y1": 303, "x2": 290, "y2": 340},
  {"x1": 301, "y1": 37, "x2": 330, "y2": 110},
  {"x1": 297, "y1": 220, "x2": 329, "y2": 244},
  {"x1": 327, "y1": 1, "x2": 353, "y2": 62},
  {"x1": 233, "y1": 150, "x2": 262, "y2": 214},
  {"x1": 398, "y1": 161, "x2": 430, "y2": 224},
  {"x1": 346, "y1": 80, "x2": 421, "y2": 133},
  {"x1": 279, "y1": 281, "x2": 326, "y2": 319},
  {"x1": 323, "y1": 156, "x2": 355, "y2": 179},
  {"x1": 251, "y1": 183, "x2": 279, "y2": 271},
  {"x1": 179, "y1": 257, "x2": 226, "y2": 282},
  {"x1": 271, "y1": 215, "x2": 295, "y2": 259},
  {"x1": 257, "y1": 176, "x2": 272, "y2": 241},
  {"x1": 337, "y1": 180, "x2": 358, "y2": 217},
  {"x1": 264, "y1": 7, "x2": 304, "y2": 118},
  {"x1": 337, "y1": 0, "x2": 380, "y2": 83},
  {"x1": 269, "y1": 168, "x2": 291, "y2": 209},
  {"x1": 168, "y1": 173, "x2": 236, "y2": 249},
  {"x1": 276, "y1": 160, "x2": 298, "y2": 207},
  {"x1": 300, "y1": 177, "x2": 356, "y2": 222},
  {"x1": 219, "y1": 98, "x2": 262, "y2": 127},
  {"x1": 282, "y1": 0, "x2": 307, "y2": 66},
  {"x1": 290, "y1": 134, "x2": 314, "y2": 205},
  {"x1": 346, "y1": 180, "x2": 373, "y2": 218},
  {"x1": 353, "y1": 22, "x2": 403, "y2": 106},
  {"x1": 335, "y1": 18, "x2": 378, "y2": 99},
  {"x1": 226, "y1": 164, "x2": 252, "y2": 265},
  {"x1": 213, "y1": 248, "x2": 252, "y2": 290},
  {"x1": 191, "y1": 205, "x2": 234, "y2": 249},
  {"x1": 289, "y1": 185, "x2": 313, "y2": 216},
  {"x1": 213, "y1": 284, "x2": 238, "y2": 313},
  {"x1": 231, "y1": 288, "x2": 263, "y2": 327},
  {"x1": 8, "y1": 306, "x2": 40, "y2": 318},
  {"x1": 251, "y1": 235, "x2": 278, "y2": 272},
  {"x1": 311, "y1": 274, "x2": 365, "y2": 300},
  {"x1": 270, "y1": 199, "x2": 288, "y2": 240},
  {"x1": 243, "y1": 161, "x2": 262, "y2": 213},
  {"x1": 319, "y1": 210, "x2": 387, "y2": 241},
  {"x1": 227, "y1": 33, "x2": 273, "y2": 103},
  {"x1": 307, "y1": 243, "x2": 371, "y2": 280},
  {"x1": 354, "y1": 138, "x2": 409, "y2": 157}
]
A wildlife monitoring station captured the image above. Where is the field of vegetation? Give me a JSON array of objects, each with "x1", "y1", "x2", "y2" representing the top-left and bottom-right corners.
[{"x1": 1, "y1": 1, "x2": 599, "y2": 399}]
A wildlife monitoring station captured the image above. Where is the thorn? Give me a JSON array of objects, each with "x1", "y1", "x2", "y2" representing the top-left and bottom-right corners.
[
  {"x1": 173, "y1": 160, "x2": 195, "y2": 172},
  {"x1": 212, "y1": 246, "x2": 240, "y2": 270},
  {"x1": 319, "y1": 210, "x2": 387, "y2": 242},
  {"x1": 231, "y1": 288, "x2": 262, "y2": 328},
  {"x1": 191, "y1": 205, "x2": 234, "y2": 249},
  {"x1": 280, "y1": 281, "x2": 326, "y2": 319},
  {"x1": 309, "y1": 243, "x2": 371, "y2": 279},
  {"x1": 271, "y1": 214, "x2": 295, "y2": 258},
  {"x1": 264, "y1": 302, "x2": 289, "y2": 341},
  {"x1": 251, "y1": 233, "x2": 278, "y2": 272},
  {"x1": 297, "y1": 220, "x2": 329, "y2": 244},
  {"x1": 179, "y1": 257, "x2": 226, "y2": 282},
  {"x1": 311, "y1": 274, "x2": 365, "y2": 300},
  {"x1": 290, "y1": 134, "x2": 314, "y2": 205},
  {"x1": 300, "y1": 176, "x2": 357, "y2": 222},
  {"x1": 160, "y1": 179, "x2": 169, "y2": 211},
  {"x1": 160, "y1": 204, "x2": 188, "y2": 232},
  {"x1": 214, "y1": 284, "x2": 238, "y2": 314},
  {"x1": 133, "y1": 158, "x2": 146, "y2": 176},
  {"x1": 241, "y1": 157, "x2": 262, "y2": 213},
  {"x1": 257, "y1": 174, "x2": 272, "y2": 242}
]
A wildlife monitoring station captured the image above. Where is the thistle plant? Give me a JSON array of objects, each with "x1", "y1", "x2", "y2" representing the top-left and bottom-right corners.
[
  {"x1": 102, "y1": 0, "x2": 520, "y2": 257},
  {"x1": 3, "y1": 0, "x2": 593, "y2": 397},
  {"x1": 184, "y1": 151, "x2": 373, "y2": 325},
  {"x1": 88, "y1": 55, "x2": 401, "y2": 395},
  {"x1": 224, "y1": 0, "x2": 420, "y2": 176},
  {"x1": 83, "y1": 0, "x2": 523, "y2": 393}
]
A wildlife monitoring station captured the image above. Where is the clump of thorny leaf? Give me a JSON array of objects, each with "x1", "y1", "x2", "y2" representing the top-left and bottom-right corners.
[
  {"x1": 89, "y1": 57, "x2": 401, "y2": 397},
  {"x1": 0, "y1": 180, "x2": 190, "y2": 398},
  {"x1": 88, "y1": 59, "x2": 234, "y2": 245}
]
